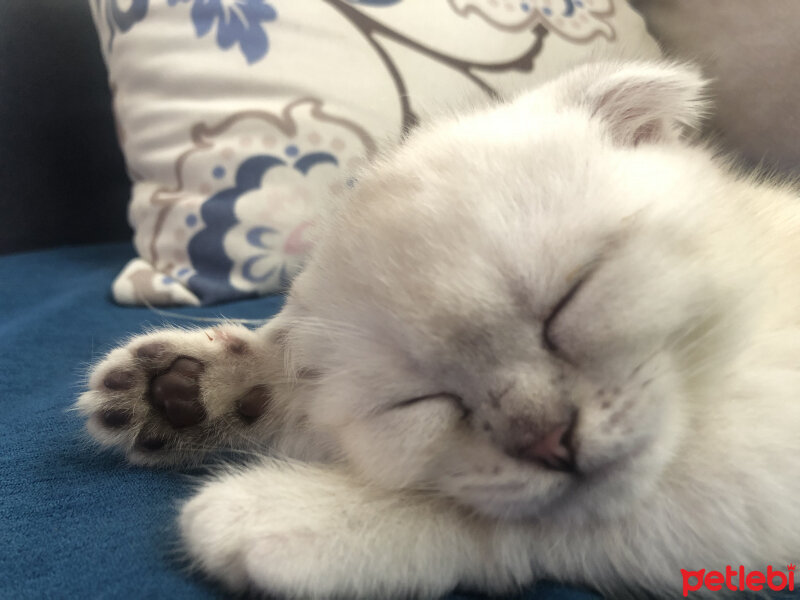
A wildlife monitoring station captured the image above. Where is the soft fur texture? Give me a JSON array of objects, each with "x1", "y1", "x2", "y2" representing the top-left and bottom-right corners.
[{"x1": 77, "y1": 61, "x2": 800, "y2": 598}]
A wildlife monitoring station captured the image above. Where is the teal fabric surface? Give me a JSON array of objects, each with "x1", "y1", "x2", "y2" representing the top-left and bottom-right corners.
[
  {"x1": 0, "y1": 242, "x2": 650, "y2": 599},
  {"x1": 0, "y1": 243, "x2": 283, "y2": 599}
]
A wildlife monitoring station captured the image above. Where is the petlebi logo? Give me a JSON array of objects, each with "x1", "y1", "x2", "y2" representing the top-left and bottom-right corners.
[{"x1": 681, "y1": 564, "x2": 796, "y2": 596}]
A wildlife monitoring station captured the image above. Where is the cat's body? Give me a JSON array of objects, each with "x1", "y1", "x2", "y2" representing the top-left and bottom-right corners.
[{"x1": 78, "y1": 62, "x2": 800, "y2": 598}]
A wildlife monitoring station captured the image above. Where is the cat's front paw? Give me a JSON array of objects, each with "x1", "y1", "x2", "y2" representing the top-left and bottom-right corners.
[
  {"x1": 179, "y1": 461, "x2": 467, "y2": 599},
  {"x1": 76, "y1": 325, "x2": 276, "y2": 465}
]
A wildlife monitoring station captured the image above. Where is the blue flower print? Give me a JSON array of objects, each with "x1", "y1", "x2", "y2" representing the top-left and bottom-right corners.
[
  {"x1": 168, "y1": 0, "x2": 277, "y2": 64},
  {"x1": 108, "y1": 0, "x2": 148, "y2": 32},
  {"x1": 241, "y1": 226, "x2": 293, "y2": 289},
  {"x1": 186, "y1": 146, "x2": 337, "y2": 304},
  {"x1": 97, "y1": 0, "x2": 149, "y2": 51}
]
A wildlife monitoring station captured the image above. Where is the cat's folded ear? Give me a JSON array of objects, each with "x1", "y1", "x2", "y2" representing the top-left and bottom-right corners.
[{"x1": 554, "y1": 61, "x2": 709, "y2": 146}]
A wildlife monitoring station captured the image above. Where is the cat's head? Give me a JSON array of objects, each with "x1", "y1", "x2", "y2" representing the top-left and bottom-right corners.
[{"x1": 283, "y1": 62, "x2": 746, "y2": 522}]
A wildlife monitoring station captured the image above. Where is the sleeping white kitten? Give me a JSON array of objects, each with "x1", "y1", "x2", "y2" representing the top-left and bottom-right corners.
[{"x1": 77, "y1": 61, "x2": 800, "y2": 599}]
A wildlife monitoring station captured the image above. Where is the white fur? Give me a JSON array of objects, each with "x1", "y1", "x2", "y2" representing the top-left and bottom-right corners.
[{"x1": 79, "y1": 61, "x2": 800, "y2": 598}]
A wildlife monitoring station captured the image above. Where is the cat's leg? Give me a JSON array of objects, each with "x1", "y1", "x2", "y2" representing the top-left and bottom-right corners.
[
  {"x1": 179, "y1": 459, "x2": 536, "y2": 598},
  {"x1": 76, "y1": 322, "x2": 295, "y2": 466}
]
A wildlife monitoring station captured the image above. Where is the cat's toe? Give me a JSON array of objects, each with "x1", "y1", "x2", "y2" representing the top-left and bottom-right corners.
[
  {"x1": 235, "y1": 385, "x2": 272, "y2": 423},
  {"x1": 85, "y1": 340, "x2": 211, "y2": 434},
  {"x1": 101, "y1": 368, "x2": 136, "y2": 391},
  {"x1": 77, "y1": 336, "x2": 212, "y2": 464},
  {"x1": 78, "y1": 325, "x2": 280, "y2": 466},
  {"x1": 133, "y1": 426, "x2": 170, "y2": 452},
  {"x1": 98, "y1": 406, "x2": 132, "y2": 428}
]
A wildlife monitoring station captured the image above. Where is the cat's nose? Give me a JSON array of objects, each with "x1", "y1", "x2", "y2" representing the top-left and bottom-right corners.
[{"x1": 508, "y1": 419, "x2": 577, "y2": 473}]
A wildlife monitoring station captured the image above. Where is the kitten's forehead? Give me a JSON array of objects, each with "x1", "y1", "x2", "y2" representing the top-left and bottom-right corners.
[
  {"x1": 303, "y1": 96, "x2": 654, "y2": 360},
  {"x1": 352, "y1": 108, "x2": 638, "y2": 235}
]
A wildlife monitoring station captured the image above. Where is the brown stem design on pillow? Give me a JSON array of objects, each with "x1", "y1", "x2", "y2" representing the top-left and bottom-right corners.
[
  {"x1": 143, "y1": 3, "x2": 550, "y2": 288},
  {"x1": 322, "y1": 0, "x2": 549, "y2": 133}
]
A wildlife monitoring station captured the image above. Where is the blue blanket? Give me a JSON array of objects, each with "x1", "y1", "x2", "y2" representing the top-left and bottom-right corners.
[{"x1": 0, "y1": 243, "x2": 783, "y2": 599}]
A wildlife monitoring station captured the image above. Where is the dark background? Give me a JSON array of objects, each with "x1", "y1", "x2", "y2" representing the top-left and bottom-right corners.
[{"x1": 0, "y1": 0, "x2": 131, "y2": 255}]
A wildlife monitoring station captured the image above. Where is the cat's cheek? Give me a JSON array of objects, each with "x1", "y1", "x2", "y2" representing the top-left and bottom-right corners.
[
  {"x1": 569, "y1": 365, "x2": 686, "y2": 518},
  {"x1": 336, "y1": 397, "x2": 464, "y2": 489}
]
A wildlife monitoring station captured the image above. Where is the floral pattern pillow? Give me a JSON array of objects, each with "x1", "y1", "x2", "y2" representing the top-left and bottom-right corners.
[{"x1": 90, "y1": 0, "x2": 660, "y2": 306}]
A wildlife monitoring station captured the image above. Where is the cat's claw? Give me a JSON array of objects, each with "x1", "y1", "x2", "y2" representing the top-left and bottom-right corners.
[{"x1": 77, "y1": 325, "x2": 275, "y2": 465}]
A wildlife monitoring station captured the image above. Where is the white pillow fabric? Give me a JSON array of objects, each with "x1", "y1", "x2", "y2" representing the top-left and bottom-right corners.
[{"x1": 91, "y1": 0, "x2": 660, "y2": 306}]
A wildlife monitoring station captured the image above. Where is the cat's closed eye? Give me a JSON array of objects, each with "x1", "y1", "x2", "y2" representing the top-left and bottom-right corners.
[
  {"x1": 390, "y1": 392, "x2": 468, "y2": 417},
  {"x1": 542, "y1": 275, "x2": 591, "y2": 360}
]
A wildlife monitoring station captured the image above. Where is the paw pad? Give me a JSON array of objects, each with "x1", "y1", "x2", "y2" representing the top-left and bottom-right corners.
[
  {"x1": 136, "y1": 342, "x2": 167, "y2": 360},
  {"x1": 149, "y1": 357, "x2": 206, "y2": 429},
  {"x1": 236, "y1": 385, "x2": 273, "y2": 423},
  {"x1": 134, "y1": 431, "x2": 168, "y2": 451},
  {"x1": 81, "y1": 326, "x2": 276, "y2": 465},
  {"x1": 212, "y1": 328, "x2": 249, "y2": 355},
  {"x1": 103, "y1": 370, "x2": 135, "y2": 391},
  {"x1": 100, "y1": 407, "x2": 131, "y2": 428}
]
